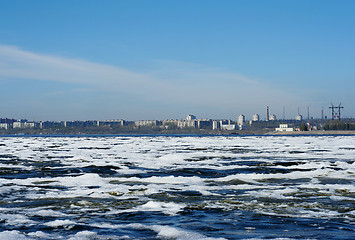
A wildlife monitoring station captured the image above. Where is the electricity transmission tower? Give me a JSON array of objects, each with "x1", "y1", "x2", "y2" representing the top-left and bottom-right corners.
[{"x1": 329, "y1": 103, "x2": 344, "y2": 120}]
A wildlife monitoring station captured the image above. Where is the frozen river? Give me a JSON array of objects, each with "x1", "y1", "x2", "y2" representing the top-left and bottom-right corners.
[{"x1": 0, "y1": 136, "x2": 354, "y2": 239}]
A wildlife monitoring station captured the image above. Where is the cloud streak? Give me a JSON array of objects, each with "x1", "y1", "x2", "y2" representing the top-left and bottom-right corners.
[
  {"x1": 0, "y1": 44, "x2": 153, "y2": 91},
  {"x1": 0, "y1": 44, "x2": 306, "y2": 119}
]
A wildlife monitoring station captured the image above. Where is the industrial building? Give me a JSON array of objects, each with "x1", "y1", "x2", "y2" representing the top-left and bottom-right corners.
[{"x1": 275, "y1": 124, "x2": 294, "y2": 132}]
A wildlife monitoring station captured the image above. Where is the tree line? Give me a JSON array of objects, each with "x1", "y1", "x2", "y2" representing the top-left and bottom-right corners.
[{"x1": 323, "y1": 120, "x2": 355, "y2": 131}]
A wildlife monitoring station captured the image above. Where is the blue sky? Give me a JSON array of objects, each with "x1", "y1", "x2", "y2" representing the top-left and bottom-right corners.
[{"x1": 0, "y1": 0, "x2": 354, "y2": 121}]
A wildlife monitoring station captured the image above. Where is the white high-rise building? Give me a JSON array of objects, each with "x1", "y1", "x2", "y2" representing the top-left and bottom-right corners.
[
  {"x1": 237, "y1": 115, "x2": 245, "y2": 126},
  {"x1": 252, "y1": 114, "x2": 260, "y2": 121},
  {"x1": 0, "y1": 123, "x2": 9, "y2": 129},
  {"x1": 186, "y1": 114, "x2": 196, "y2": 121},
  {"x1": 296, "y1": 115, "x2": 303, "y2": 121},
  {"x1": 212, "y1": 121, "x2": 219, "y2": 130}
]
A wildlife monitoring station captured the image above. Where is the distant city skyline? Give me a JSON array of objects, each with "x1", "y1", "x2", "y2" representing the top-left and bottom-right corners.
[
  {"x1": 0, "y1": 106, "x2": 349, "y2": 123},
  {"x1": 0, "y1": 1, "x2": 354, "y2": 121}
]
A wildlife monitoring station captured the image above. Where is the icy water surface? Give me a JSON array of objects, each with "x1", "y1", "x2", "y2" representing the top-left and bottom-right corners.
[{"x1": 0, "y1": 136, "x2": 354, "y2": 239}]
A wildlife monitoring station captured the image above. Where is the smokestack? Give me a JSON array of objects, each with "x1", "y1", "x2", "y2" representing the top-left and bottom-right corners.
[{"x1": 267, "y1": 106, "x2": 269, "y2": 121}]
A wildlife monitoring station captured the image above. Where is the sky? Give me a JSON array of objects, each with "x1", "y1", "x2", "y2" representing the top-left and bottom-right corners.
[{"x1": 0, "y1": 0, "x2": 354, "y2": 121}]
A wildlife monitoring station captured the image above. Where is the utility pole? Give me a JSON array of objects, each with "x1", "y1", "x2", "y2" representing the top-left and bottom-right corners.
[{"x1": 329, "y1": 103, "x2": 344, "y2": 120}]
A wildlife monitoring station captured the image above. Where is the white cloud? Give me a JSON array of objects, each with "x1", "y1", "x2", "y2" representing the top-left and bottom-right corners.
[
  {"x1": 0, "y1": 44, "x2": 306, "y2": 119},
  {"x1": 0, "y1": 44, "x2": 153, "y2": 91}
]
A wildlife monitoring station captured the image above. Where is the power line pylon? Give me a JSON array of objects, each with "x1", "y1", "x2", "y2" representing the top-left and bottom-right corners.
[{"x1": 329, "y1": 103, "x2": 344, "y2": 120}]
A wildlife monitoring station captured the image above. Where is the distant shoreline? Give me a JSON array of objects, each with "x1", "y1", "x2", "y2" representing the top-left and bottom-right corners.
[
  {"x1": 0, "y1": 130, "x2": 354, "y2": 137},
  {"x1": 266, "y1": 130, "x2": 355, "y2": 136}
]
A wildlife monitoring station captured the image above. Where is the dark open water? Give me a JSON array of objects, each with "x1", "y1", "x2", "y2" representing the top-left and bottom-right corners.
[{"x1": 0, "y1": 136, "x2": 354, "y2": 239}]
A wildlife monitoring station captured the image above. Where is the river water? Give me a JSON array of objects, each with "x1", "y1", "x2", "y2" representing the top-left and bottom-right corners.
[{"x1": 0, "y1": 136, "x2": 354, "y2": 239}]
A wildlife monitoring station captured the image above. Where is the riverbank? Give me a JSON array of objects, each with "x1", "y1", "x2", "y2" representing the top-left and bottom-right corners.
[
  {"x1": 0, "y1": 129, "x2": 354, "y2": 137},
  {"x1": 267, "y1": 130, "x2": 355, "y2": 136}
]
